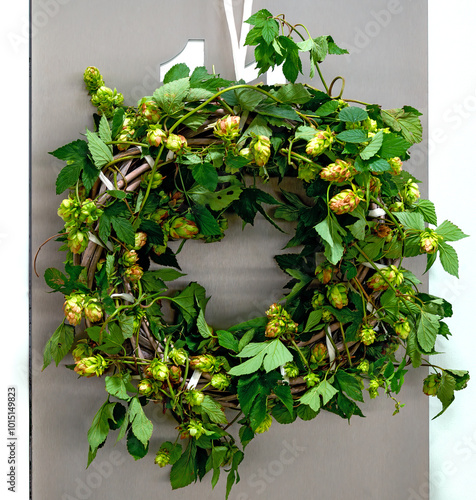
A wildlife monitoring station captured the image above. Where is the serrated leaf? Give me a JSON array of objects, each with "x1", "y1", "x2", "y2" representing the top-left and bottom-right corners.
[
  {"x1": 269, "y1": 83, "x2": 311, "y2": 104},
  {"x1": 336, "y1": 129, "x2": 368, "y2": 143},
  {"x1": 201, "y1": 396, "x2": 228, "y2": 424},
  {"x1": 111, "y1": 108, "x2": 125, "y2": 138},
  {"x1": 129, "y1": 397, "x2": 153, "y2": 447},
  {"x1": 170, "y1": 440, "x2": 197, "y2": 489},
  {"x1": 261, "y1": 18, "x2": 279, "y2": 44},
  {"x1": 304, "y1": 310, "x2": 323, "y2": 332},
  {"x1": 438, "y1": 242, "x2": 460, "y2": 278},
  {"x1": 216, "y1": 330, "x2": 239, "y2": 352},
  {"x1": 105, "y1": 372, "x2": 135, "y2": 401},
  {"x1": 42, "y1": 322, "x2": 75, "y2": 370},
  {"x1": 379, "y1": 133, "x2": 411, "y2": 159},
  {"x1": 111, "y1": 217, "x2": 135, "y2": 246},
  {"x1": 433, "y1": 372, "x2": 456, "y2": 419},
  {"x1": 153, "y1": 77, "x2": 190, "y2": 115},
  {"x1": 335, "y1": 371, "x2": 364, "y2": 402},
  {"x1": 360, "y1": 130, "x2": 384, "y2": 160},
  {"x1": 86, "y1": 129, "x2": 114, "y2": 168},
  {"x1": 44, "y1": 268, "x2": 67, "y2": 291},
  {"x1": 414, "y1": 200, "x2": 437, "y2": 226},
  {"x1": 197, "y1": 309, "x2": 213, "y2": 338},
  {"x1": 273, "y1": 384, "x2": 294, "y2": 414},
  {"x1": 436, "y1": 220, "x2": 469, "y2": 242},
  {"x1": 315, "y1": 100, "x2": 340, "y2": 117},
  {"x1": 347, "y1": 219, "x2": 367, "y2": 240},
  {"x1": 381, "y1": 108, "x2": 423, "y2": 144},
  {"x1": 191, "y1": 204, "x2": 221, "y2": 236},
  {"x1": 314, "y1": 215, "x2": 345, "y2": 265},
  {"x1": 87, "y1": 401, "x2": 116, "y2": 452},
  {"x1": 299, "y1": 378, "x2": 338, "y2": 412},
  {"x1": 417, "y1": 311, "x2": 440, "y2": 352},
  {"x1": 126, "y1": 430, "x2": 149, "y2": 460},
  {"x1": 163, "y1": 63, "x2": 190, "y2": 84},
  {"x1": 55, "y1": 162, "x2": 82, "y2": 194},
  {"x1": 338, "y1": 106, "x2": 368, "y2": 123},
  {"x1": 191, "y1": 162, "x2": 218, "y2": 191},
  {"x1": 394, "y1": 211, "x2": 425, "y2": 231},
  {"x1": 98, "y1": 115, "x2": 112, "y2": 147}
]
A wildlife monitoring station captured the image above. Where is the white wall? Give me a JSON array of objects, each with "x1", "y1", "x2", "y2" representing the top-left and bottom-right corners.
[{"x1": 428, "y1": 2, "x2": 476, "y2": 500}]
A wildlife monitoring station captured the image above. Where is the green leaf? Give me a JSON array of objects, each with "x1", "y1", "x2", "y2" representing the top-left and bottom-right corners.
[
  {"x1": 438, "y1": 242, "x2": 460, "y2": 278},
  {"x1": 360, "y1": 130, "x2": 384, "y2": 160},
  {"x1": 413, "y1": 200, "x2": 437, "y2": 226},
  {"x1": 170, "y1": 440, "x2": 197, "y2": 489},
  {"x1": 87, "y1": 401, "x2": 116, "y2": 452},
  {"x1": 347, "y1": 219, "x2": 367, "y2": 240},
  {"x1": 381, "y1": 108, "x2": 423, "y2": 144},
  {"x1": 163, "y1": 63, "x2": 190, "y2": 84},
  {"x1": 269, "y1": 83, "x2": 311, "y2": 104},
  {"x1": 261, "y1": 18, "x2": 279, "y2": 44},
  {"x1": 153, "y1": 77, "x2": 190, "y2": 115},
  {"x1": 367, "y1": 158, "x2": 391, "y2": 172},
  {"x1": 98, "y1": 115, "x2": 112, "y2": 147},
  {"x1": 445, "y1": 369, "x2": 470, "y2": 391},
  {"x1": 417, "y1": 311, "x2": 441, "y2": 352},
  {"x1": 310, "y1": 36, "x2": 328, "y2": 64},
  {"x1": 436, "y1": 220, "x2": 469, "y2": 242},
  {"x1": 299, "y1": 378, "x2": 338, "y2": 412},
  {"x1": 228, "y1": 339, "x2": 293, "y2": 376},
  {"x1": 42, "y1": 322, "x2": 75, "y2": 370},
  {"x1": 304, "y1": 310, "x2": 323, "y2": 332},
  {"x1": 216, "y1": 330, "x2": 239, "y2": 352},
  {"x1": 336, "y1": 129, "x2": 368, "y2": 143},
  {"x1": 335, "y1": 371, "x2": 364, "y2": 402},
  {"x1": 111, "y1": 216, "x2": 135, "y2": 246},
  {"x1": 314, "y1": 215, "x2": 346, "y2": 265},
  {"x1": 433, "y1": 372, "x2": 456, "y2": 419},
  {"x1": 105, "y1": 372, "x2": 136, "y2": 401},
  {"x1": 111, "y1": 108, "x2": 125, "y2": 138},
  {"x1": 245, "y1": 8, "x2": 273, "y2": 27},
  {"x1": 295, "y1": 125, "x2": 319, "y2": 141},
  {"x1": 394, "y1": 211, "x2": 425, "y2": 231},
  {"x1": 191, "y1": 204, "x2": 222, "y2": 236},
  {"x1": 326, "y1": 36, "x2": 348, "y2": 55},
  {"x1": 315, "y1": 100, "x2": 340, "y2": 117},
  {"x1": 126, "y1": 430, "x2": 149, "y2": 460},
  {"x1": 118, "y1": 313, "x2": 134, "y2": 339},
  {"x1": 129, "y1": 397, "x2": 153, "y2": 447},
  {"x1": 232, "y1": 88, "x2": 267, "y2": 112},
  {"x1": 338, "y1": 106, "x2": 368, "y2": 123},
  {"x1": 55, "y1": 161, "x2": 82, "y2": 194},
  {"x1": 160, "y1": 442, "x2": 183, "y2": 465},
  {"x1": 189, "y1": 185, "x2": 243, "y2": 211},
  {"x1": 201, "y1": 396, "x2": 228, "y2": 424},
  {"x1": 44, "y1": 268, "x2": 67, "y2": 291},
  {"x1": 256, "y1": 103, "x2": 301, "y2": 121},
  {"x1": 296, "y1": 403, "x2": 319, "y2": 421},
  {"x1": 273, "y1": 384, "x2": 294, "y2": 414},
  {"x1": 232, "y1": 188, "x2": 279, "y2": 226},
  {"x1": 191, "y1": 162, "x2": 218, "y2": 191},
  {"x1": 86, "y1": 129, "x2": 114, "y2": 168},
  {"x1": 379, "y1": 133, "x2": 411, "y2": 159}
]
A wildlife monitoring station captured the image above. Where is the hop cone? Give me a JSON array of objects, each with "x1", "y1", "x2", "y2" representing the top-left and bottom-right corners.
[
  {"x1": 306, "y1": 129, "x2": 334, "y2": 157},
  {"x1": 326, "y1": 283, "x2": 348, "y2": 309},
  {"x1": 319, "y1": 159, "x2": 355, "y2": 183},
  {"x1": 329, "y1": 189, "x2": 361, "y2": 215},
  {"x1": 423, "y1": 373, "x2": 441, "y2": 396},
  {"x1": 83, "y1": 66, "x2": 104, "y2": 95}
]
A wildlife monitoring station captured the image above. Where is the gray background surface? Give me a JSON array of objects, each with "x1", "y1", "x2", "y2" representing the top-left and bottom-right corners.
[{"x1": 31, "y1": 1, "x2": 429, "y2": 499}]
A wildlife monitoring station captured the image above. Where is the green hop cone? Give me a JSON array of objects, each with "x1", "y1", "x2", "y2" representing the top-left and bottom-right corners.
[
  {"x1": 80, "y1": 199, "x2": 102, "y2": 225},
  {"x1": 368, "y1": 175, "x2": 382, "y2": 194},
  {"x1": 304, "y1": 372, "x2": 321, "y2": 387},
  {"x1": 169, "y1": 347, "x2": 188, "y2": 366},
  {"x1": 83, "y1": 66, "x2": 104, "y2": 95},
  {"x1": 213, "y1": 115, "x2": 240, "y2": 141},
  {"x1": 141, "y1": 171, "x2": 164, "y2": 190},
  {"x1": 360, "y1": 325, "x2": 377, "y2": 346},
  {"x1": 154, "y1": 450, "x2": 170, "y2": 468},
  {"x1": 419, "y1": 229, "x2": 441, "y2": 254},
  {"x1": 71, "y1": 340, "x2": 93, "y2": 362},
  {"x1": 146, "y1": 126, "x2": 167, "y2": 147},
  {"x1": 423, "y1": 373, "x2": 441, "y2": 396},
  {"x1": 362, "y1": 118, "x2": 378, "y2": 133},
  {"x1": 211, "y1": 372, "x2": 231, "y2": 391},
  {"x1": 401, "y1": 179, "x2": 420, "y2": 205},
  {"x1": 84, "y1": 297, "x2": 103, "y2": 323},
  {"x1": 366, "y1": 265, "x2": 403, "y2": 291},
  {"x1": 319, "y1": 159, "x2": 355, "y2": 183},
  {"x1": 169, "y1": 217, "x2": 199, "y2": 239},
  {"x1": 122, "y1": 249, "x2": 139, "y2": 267},
  {"x1": 310, "y1": 343, "x2": 327, "y2": 365},
  {"x1": 67, "y1": 228, "x2": 89, "y2": 254},
  {"x1": 266, "y1": 303, "x2": 284, "y2": 318},
  {"x1": 190, "y1": 354, "x2": 216, "y2": 373},
  {"x1": 326, "y1": 283, "x2": 348, "y2": 310},
  {"x1": 133, "y1": 231, "x2": 148, "y2": 250},
  {"x1": 251, "y1": 135, "x2": 271, "y2": 167},
  {"x1": 283, "y1": 362, "x2": 300, "y2": 379},
  {"x1": 74, "y1": 354, "x2": 108, "y2": 377},
  {"x1": 388, "y1": 157, "x2": 403, "y2": 175},
  {"x1": 57, "y1": 197, "x2": 75, "y2": 223},
  {"x1": 329, "y1": 189, "x2": 362, "y2": 215},
  {"x1": 305, "y1": 129, "x2": 334, "y2": 157},
  {"x1": 90, "y1": 86, "x2": 124, "y2": 118},
  {"x1": 297, "y1": 162, "x2": 320, "y2": 183},
  {"x1": 315, "y1": 262, "x2": 335, "y2": 284},
  {"x1": 184, "y1": 389, "x2": 204, "y2": 407},
  {"x1": 124, "y1": 264, "x2": 143, "y2": 283},
  {"x1": 138, "y1": 98, "x2": 161, "y2": 123},
  {"x1": 321, "y1": 309, "x2": 334, "y2": 323},
  {"x1": 394, "y1": 317, "x2": 411, "y2": 340},
  {"x1": 137, "y1": 378, "x2": 162, "y2": 398},
  {"x1": 368, "y1": 378, "x2": 381, "y2": 399},
  {"x1": 389, "y1": 201, "x2": 405, "y2": 212},
  {"x1": 187, "y1": 419, "x2": 205, "y2": 439},
  {"x1": 63, "y1": 293, "x2": 86, "y2": 326},
  {"x1": 146, "y1": 359, "x2": 170, "y2": 381},
  {"x1": 165, "y1": 133, "x2": 187, "y2": 153},
  {"x1": 357, "y1": 359, "x2": 370, "y2": 373},
  {"x1": 169, "y1": 365, "x2": 182, "y2": 384},
  {"x1": 311, "y1": 291, "x2": 326, "y2": 310},
  {"x1": 255, "y1": 414, "x2": 272, "y2": 434}
]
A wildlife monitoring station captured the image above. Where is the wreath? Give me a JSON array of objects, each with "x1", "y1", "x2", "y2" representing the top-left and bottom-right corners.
[{"x1": 37, "y1": 10, "x2": 469, "y2": 497}]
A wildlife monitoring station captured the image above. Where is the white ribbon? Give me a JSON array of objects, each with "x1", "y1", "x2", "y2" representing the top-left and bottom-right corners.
[
  {"x1": 280, "y1": 365, "x2": 290, "y2": 384},
  {"x1": 99, "y1": 171, "x2": 115, "y2": 191},
  {"x1": 186, "y1": 369, "x2": 202, "y2": 390},
  {"x1": 368, "y1": 208, "x2": 386, "y2": 218},
  {"x1": 326, "y1": 325, "x2": 336, "y2": 369},
  {"x1": 87, "y1": 232, "x2": 113, "y2": 252},
  {"x1": 110, "y1": 293, "x2": 136, "y2": 303}
]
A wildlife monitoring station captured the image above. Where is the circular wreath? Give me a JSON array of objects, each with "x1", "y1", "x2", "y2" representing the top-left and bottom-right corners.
[{"x1": 38, "y1": 10, "x2": 469, "y2": 496}]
